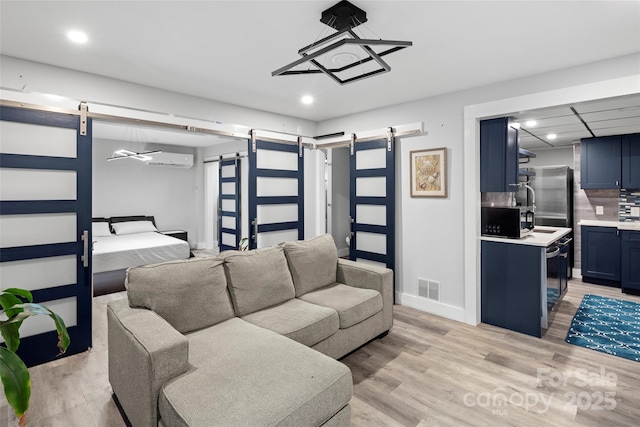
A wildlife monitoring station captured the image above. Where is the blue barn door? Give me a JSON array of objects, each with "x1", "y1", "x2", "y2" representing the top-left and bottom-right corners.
[
  {"x1": 218, "y1": 158, "x2": 241, "y2": 251},
  {"x1": 0, "y1": 104, "x2": 93, "y2": 367},
  {"x1": 349, "y1": 132, "x2": 396, "y2": 271},
  {"x1": 248, "y1": 132, "x2": 304, "y2": 249}
]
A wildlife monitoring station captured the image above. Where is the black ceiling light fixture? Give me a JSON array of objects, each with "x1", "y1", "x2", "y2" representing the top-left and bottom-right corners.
[{"x1": 272, "y1": 0, "x2": 413, "y2": 85}]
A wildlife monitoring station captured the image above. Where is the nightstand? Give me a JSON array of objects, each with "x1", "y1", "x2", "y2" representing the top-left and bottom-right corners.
[{"x1": 161, "y1": 230, "x2": 188, "y2": 242}]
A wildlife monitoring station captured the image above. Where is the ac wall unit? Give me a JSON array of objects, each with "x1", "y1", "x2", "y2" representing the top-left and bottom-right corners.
[{"x1": 146, "y1": 152, "x2": 194, "y2": 168}]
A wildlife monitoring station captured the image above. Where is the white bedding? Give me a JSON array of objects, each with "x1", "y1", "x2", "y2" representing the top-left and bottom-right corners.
[{"x1": 93, "y1": 231, "x2": 190, "y2": 273}]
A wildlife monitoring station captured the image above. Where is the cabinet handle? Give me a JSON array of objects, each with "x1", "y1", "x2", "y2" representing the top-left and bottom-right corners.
[{"x1": 616, "y1": 180, "x2": 619, "y2": 186}]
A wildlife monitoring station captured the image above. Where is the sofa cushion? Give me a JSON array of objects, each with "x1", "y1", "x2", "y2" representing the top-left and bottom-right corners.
[
  {"x1": 126, "y1": 257, "x2": 234, "y2": 334},
  {"x1": 221, "y1": 246, "x2": 296, "y2": 316},
  {"x1": 242, "y1": 298, "x2": 339, "y2": 347},
  {"x1": 283, "y1": 234, "x2": 338, "y2": 297},
  {"x1": 160, "y1": 318, "x2": 352, "y2": 427},
  {"x1": 299, "y1": 283, "x2": 383, "y2": 329}
]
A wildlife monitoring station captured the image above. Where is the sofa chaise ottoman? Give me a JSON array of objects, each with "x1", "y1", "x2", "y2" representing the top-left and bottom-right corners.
[{"x1": 107, "y1": 234, "x2": 393, "y2": 426}]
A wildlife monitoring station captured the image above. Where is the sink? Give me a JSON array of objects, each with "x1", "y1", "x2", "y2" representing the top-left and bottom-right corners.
[{"x1": 533, "y1": 229, "x2": 556, "y2": 234}]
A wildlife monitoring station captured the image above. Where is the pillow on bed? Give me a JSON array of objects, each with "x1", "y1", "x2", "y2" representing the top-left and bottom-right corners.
[
  {"x1": 112, "y1": 220, "x2": 158, "y2": 235},
  {"x1": 92, "y1": 222, "x2": 112, "y2": 237}
]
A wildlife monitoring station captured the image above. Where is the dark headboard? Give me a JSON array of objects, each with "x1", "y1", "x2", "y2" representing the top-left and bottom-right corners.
[{"x1": 109, "y1": 216, "x2": 157, "y2": 227}]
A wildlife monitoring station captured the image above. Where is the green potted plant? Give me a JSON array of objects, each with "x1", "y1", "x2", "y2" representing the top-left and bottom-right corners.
[
  {"x1": 238, "y1": 237, "x2": 249, "y2": 251},
  {"x1": 0, "y1": 288, "x2": 70, "y2": 427}
]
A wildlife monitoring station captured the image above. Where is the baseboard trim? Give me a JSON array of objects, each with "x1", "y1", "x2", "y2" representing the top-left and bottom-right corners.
[
  {"x1": 395, "y1": 292, "x2": 466, "y2": 323},
  {"x1": 573, "y1": 268, "x2": 582, "y2": 279}
]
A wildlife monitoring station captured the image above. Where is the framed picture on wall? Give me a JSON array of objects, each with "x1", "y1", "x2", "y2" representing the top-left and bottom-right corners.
[{"x1": 410, "y1": 147, "x2": 447, "y2": 197}]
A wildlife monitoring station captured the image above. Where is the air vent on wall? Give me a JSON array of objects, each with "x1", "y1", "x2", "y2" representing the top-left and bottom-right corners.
[
  {"x1": 417, "y1": 277, "x2": 440, "y2": 301},
  {"x1": 146, "y1": 152, "x2": 194, "y2": 168}
]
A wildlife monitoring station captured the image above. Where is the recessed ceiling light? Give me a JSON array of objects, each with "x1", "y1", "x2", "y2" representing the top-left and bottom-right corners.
[
  {"x1": 525, "y1": 120, "x2": 537, "y2": 127},
  {"x1": 547, "y1": 133, "x2": 557, "y2": 140},
  {"x1": 510, "y1": 122, "x2": 521, "y2": 129},
  {"x1": 301, "y1": 95, "x2": 314, "y2": 105},
  {"x1": 67, "y1": 30, "x2": 88, "y2": 44}
]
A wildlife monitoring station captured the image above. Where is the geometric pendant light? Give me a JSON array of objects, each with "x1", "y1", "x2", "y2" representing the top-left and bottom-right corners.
[{"x1": 272, "y1": 0, "x2": 412, "y2": 85}]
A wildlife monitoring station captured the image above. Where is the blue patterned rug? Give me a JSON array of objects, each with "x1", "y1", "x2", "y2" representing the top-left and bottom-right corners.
[{"x1": 565, "y1": 294, "x2": 640, "y2": 362}]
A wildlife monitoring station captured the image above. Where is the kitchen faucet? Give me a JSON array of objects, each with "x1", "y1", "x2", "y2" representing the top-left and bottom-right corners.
[{"x1": 520, "y1": 182, "x2": 536, "y2": 212}]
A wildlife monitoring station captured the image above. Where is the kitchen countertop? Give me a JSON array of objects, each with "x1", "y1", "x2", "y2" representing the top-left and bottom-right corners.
[
  {"x1": 480, "y1": 225, "x2": 572, "y2": 247},
  {"x1": 578, "y1": 220, "x2": 640, "y2": 231}
]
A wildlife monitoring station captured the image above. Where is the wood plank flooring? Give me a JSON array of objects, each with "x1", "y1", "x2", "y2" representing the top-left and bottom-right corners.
[{"x1": 1, "y1": 279, "x2": 639, "y2": 426}]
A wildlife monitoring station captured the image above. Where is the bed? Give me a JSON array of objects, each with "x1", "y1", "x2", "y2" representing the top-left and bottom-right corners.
[{"x1": 92, "y1": 216, "x2": 191, "y2": 296}]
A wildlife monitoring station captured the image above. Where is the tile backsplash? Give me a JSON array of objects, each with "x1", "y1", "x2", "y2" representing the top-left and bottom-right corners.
[{"x1": 620, "y1": 189, "x2": 640, "y2": 222}]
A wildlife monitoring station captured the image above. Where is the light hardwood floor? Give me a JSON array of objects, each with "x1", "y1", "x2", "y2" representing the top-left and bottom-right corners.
[{"x1": 1, "y1": 279, "x2": 639, "y2": 426}]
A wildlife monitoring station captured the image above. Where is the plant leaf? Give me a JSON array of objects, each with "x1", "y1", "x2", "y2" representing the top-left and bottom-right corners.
[
  {"x1": 0, "y1": 322, "x2": 22, "y2": 352},
  {"x1": 50, "y1": 312, "x2": 70, "y2": 354},
  {"x1": 0, "y1": 294, "x2": 24, "y2": 318},
  {"x1": 2, "y1": 289, "x2": 32, "y2": 303},
  {"x1": 0, "y1": 311, "x2": 31, "y2": 327},
  {"x1": 18, "y1": 303, "x2": 51, "y2": 316},
  {"x1": 0, "y1": 346, "x2": 30, "y2": 418},
  {"x1": 1, "y1": 303, "x2": 70, "y2": 354}
]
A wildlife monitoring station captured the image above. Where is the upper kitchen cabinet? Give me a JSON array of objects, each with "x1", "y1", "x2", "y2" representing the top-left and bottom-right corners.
[
  {"x1": 480, "y1": 117, "x2": 519, "y2": 192},
  {"x1": 622, "y1": 133, "x2": 640, "y2": 189},
  {"x1": 580, "y1": 132, "x2": 640, "y2": 189},
  {"x1": 580, "y1": 135, "x2": 621, "y2": 189}
]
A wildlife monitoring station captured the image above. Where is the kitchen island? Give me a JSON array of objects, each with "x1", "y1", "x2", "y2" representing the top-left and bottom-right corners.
[{"x1": 480, "y1": 226, "x2": 572, "y2": 337}]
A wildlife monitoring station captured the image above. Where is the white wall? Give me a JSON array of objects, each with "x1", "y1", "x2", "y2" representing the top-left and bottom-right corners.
[
  {"x1": 527, "y1": 146, "x2": 574, "y2": 168},
  {"x1": 2, "y1": 56, "x2": 317, "y2": 247},
  {"x1": 92, "y1": 139, "x2": 200, "y2": 245},
  {"x1": 1, "y1": 56, "x2": 318, "y2": 137},
  {"x1": 318, "y1": 53, "x2": 640, "y2": 321},
  {"x1": 3, "y1": 53, "x2": 639, "y2": 323}
]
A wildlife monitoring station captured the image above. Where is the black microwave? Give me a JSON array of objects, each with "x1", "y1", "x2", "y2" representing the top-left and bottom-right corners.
[{"x1": 481, "y1": 206, "x2": 535, "y2": 239}]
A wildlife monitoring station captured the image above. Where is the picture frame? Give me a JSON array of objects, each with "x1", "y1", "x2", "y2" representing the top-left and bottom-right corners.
[{"x1": 410, "y1": 147, "x2": 447, "y2": 197}]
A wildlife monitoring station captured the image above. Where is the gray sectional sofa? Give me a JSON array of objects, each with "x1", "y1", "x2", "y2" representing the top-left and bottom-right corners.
[{"x1": 107, "y1": 234, "x2": 393, "y2": 427}]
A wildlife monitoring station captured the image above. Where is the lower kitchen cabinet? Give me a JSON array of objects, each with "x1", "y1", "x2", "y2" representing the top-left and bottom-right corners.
[
  {"x1": 621, "y1": 231, "x2": 640, "y2": 292},
  {"x1": 481, "y1": 241, "x2": 543, "y2": 338},
  {"x1": 581, "y1": 226, "x2": 621, "y2": 284}
]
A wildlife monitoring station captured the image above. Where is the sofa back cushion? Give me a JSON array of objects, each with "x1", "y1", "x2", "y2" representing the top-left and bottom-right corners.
[
  {"x1": 222, "y1": 246, "x2": 296, "y2": 316},
  {"x1": 126, "y1": 257, "x2": 234, "y2": 334},
  {"x1": 283, "y1": 234, "x2": 338, "y2": 297}
]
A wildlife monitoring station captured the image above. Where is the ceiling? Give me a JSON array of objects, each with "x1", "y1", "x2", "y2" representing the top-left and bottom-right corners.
[
  {"x1": 1, "y1": 1, "x2": 639, "y2": 123},
  {"x1": 512, "y1": 93, "x2": 640, "y2": 150}
]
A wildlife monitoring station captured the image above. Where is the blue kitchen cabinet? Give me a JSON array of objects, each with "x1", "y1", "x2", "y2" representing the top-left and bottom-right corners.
[
  {"x1": 481, "y1": 240, "x2": 543, "y2": 337},
  {"x1": 480, "y1": 117, "x2": 519, "y2": 192},
  {"x1": 621, "y1": 231, "x2": 640, "y2": 292},
  {"x1": 622, "y1": 133, "x2": 640, "y2": 189},
  {"x1": 581, "y1": 226, "x2": 621, "y2": 284},
  {"x1": 580, "y1": 136, "x2": 621, "y2": 189},
  {"x1": 581, "y1": 133, "x2": 640, "y2": 190}
]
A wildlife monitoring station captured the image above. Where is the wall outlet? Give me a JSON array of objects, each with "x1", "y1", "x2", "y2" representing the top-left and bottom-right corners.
[
  {"x1": 596, "y1": 205, "x2": 604, "y2": 215},
  {"x1": 632, "y1": 206, "x2": 640, "y2": 217}
]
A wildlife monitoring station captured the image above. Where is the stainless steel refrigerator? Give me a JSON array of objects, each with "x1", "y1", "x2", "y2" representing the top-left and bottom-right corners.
[
  {"x1": 518, "y1": 166, "x2": 574, "y2": 227},
  {"x1": 517, "y1": 165, "x2": 574, "y2": 275}
]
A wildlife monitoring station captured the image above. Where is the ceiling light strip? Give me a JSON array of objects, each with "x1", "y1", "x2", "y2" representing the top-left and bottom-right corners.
[
  {"x1": 570, "y1": 106, "x2": 596, "y2": 137},
  {"x1": 518, "y1": 127, "x2": 556, "y2": 148}
]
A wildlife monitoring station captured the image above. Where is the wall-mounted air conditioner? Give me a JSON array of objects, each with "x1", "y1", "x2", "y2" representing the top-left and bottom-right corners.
[{"x1": 146, "y1": 152, "x2": 194, "y2": 168}]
